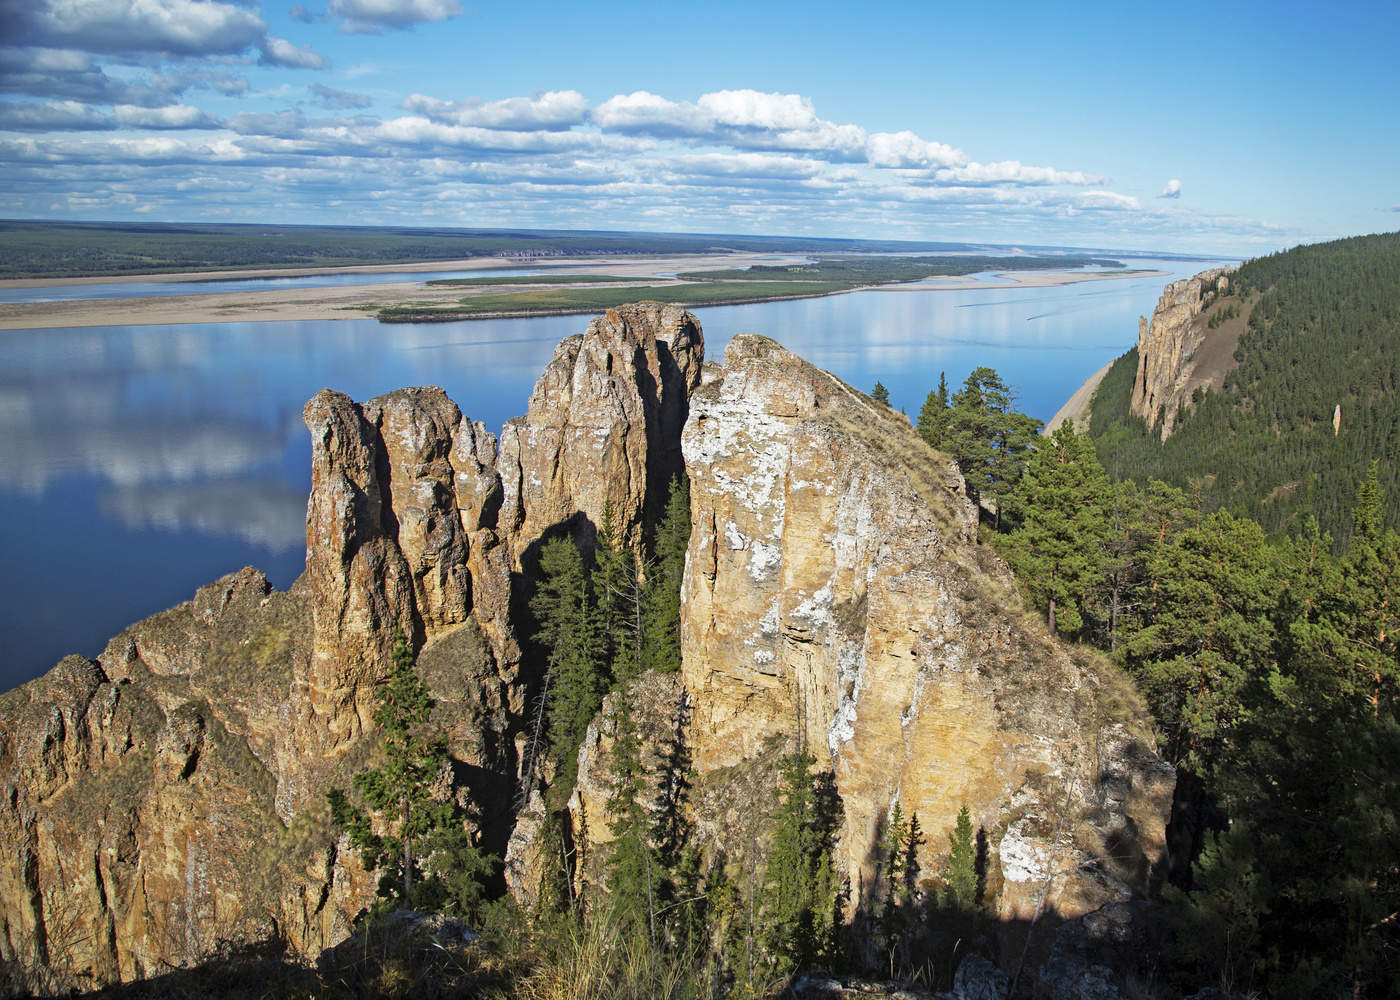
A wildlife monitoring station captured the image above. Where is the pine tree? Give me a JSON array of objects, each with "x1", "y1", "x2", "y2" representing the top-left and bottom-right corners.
[
  {"x1": 327, "y1": 628, "x2": 491, "y2": 920},
  {"x1": 871, "y1": 380, "x2": 890, "y2": 405},
  {"x1": 1000, "y1": 423, "x2": 1113, "y2": 638},
  {"x1": 942, "y1": 805, "x2": 977, "y2": 911},
  {"x1": 944, "y1": 366, "x2": 1041, "y2": 519}
]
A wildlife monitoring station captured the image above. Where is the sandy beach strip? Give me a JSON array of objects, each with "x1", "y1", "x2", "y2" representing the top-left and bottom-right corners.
[{"x1": 0, "y1": 260, "x2": 1167, "y2": 331}]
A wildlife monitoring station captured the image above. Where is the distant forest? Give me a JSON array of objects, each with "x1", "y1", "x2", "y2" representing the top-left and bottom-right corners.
[
  {"x1": 0, "y1": 219, "x2": 1105, "y2": 279},
  {"x1": 1088, "y1": 231, "x2": 1400, "y2": 548}
]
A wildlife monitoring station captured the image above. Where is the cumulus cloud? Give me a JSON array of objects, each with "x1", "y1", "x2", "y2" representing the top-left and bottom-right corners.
[
  {"x1": 402, "y1": 90, "x2": 588, "y2": 130},
  {"x1": 114, "y1": 103, "x2": 221, "y2": 129},
  {"x1": 1160, "y1": 178, "x2": 1182, "y2": 198},
  {"x1": 258, "y1": 36, "x2": 328, "y2": 69},
  {"x1": 866, "y1": 130, "x2": 966, "y2": 170},
  {"x1": 0, "y1": 99, "x2": 113, "y2": 131},
  {"x1": 373, "y1": 115, "x2": 600, "y2": 153},
  {"x1": 16, "y1": 0, "x2": 267, "y2": 58},
  {"x1": 329, "y1": 0, "x2": 464, "y2": 33},
  {"x1": 591, "y1": 91, "x2": 711, "y2": 136},
  {"x1": 310, "y1": 83, "x2": 373, "y2": 110}
]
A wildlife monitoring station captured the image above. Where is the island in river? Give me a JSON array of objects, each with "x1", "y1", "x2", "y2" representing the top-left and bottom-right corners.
[{"x1": 0, "y1": 251, "x2": 1163, "y2": 330}]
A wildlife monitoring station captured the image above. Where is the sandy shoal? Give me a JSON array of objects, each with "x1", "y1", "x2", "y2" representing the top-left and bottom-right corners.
[{"x1": 0, "y1": 257, "x2": 1168, "y2": 332}]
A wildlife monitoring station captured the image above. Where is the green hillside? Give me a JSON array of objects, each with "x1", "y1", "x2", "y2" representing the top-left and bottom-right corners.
[{"x1": 1088, "y1": 231, "x2": 1400, "y2": 547}]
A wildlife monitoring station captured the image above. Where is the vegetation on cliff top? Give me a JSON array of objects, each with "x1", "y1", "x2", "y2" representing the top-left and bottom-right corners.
[{"x1": 1087, "y1": 231, "x2": 1400, "y2": 547}]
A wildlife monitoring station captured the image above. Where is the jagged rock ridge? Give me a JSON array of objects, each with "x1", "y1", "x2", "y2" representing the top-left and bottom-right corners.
[{"x1": 0, "y1": 302, "x2": 703, "y2": 990}]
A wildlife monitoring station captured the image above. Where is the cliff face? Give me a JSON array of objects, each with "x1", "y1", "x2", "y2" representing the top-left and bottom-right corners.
[
  {"x1": 680, "y1": 336, "x2": 1174, "y2": 927},
  {"x1": 1130, "y1": 267, "x2": 1233, "y2": 437},
  {"x1": 0, "y1": 302, "x2": 703, "y2": 990}
]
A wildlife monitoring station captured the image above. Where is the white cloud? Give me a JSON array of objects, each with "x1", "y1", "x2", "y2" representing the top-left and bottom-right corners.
[
  {"x1": 20, "y1": 0, "x2": 267, "y2": 58},
  {"x1": 258, "y1": 36, "x2": 328, "y2": 70},
  {"x1": 932, "y1": 161, "x2": 1103, "y2": 187},
  {"x1": 114, "y1": 104, "x2": 222, "y2": 129},
  {"x1": 591, "y1": 91, "x2": 712, "y2": 136},
  {"x1": 373, "y1": 116, "x2": 600, "y2": 153},
  {"x1": 329, "y1": 0, "x2": 464, "y2": 33},
  {"x1": 1160, "y1": 178, "x2": 1182, "y2": 198},
  {"x1": 697, "y1": 89, "x2": 817, "y2": 131},
  {"x1": 0, "y1": 99, "x2": 113, "y2": 131},
  {"x1": 866, "y1": 130, "x2": 966, "y2": 169},
  {"x1": 402, "y1": 90, "x2": 588, "y2": 130}
]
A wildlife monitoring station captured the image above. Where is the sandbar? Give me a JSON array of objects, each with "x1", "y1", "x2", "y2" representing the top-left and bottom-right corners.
[{"x1": 0, "y1": 256, "x2": 1167, "y2": 331}]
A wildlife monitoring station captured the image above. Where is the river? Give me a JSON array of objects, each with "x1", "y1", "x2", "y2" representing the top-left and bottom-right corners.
[{"x1": 0, "y1": 258, "x2": 1218, "y2": 691}]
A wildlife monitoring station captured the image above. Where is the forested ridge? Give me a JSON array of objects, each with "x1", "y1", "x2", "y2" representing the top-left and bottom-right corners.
[{"x1": 1088, "y1": 231, "x2": 1400, "y2": 548}]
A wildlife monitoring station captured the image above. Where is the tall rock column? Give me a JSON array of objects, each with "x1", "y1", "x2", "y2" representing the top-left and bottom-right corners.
[{"x1": 497, "y1": 301, "x2": 703, "y2": 564}]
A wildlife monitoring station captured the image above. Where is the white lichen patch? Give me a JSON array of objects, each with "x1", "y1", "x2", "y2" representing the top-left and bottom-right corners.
[
  {"x1": 999, "y1": 820, "x2": 1050, "y2": 884},
  {"x1": 827, "y1": 642, "x2": 866, "y2": 756},
  {"x1": 791, "y1": 583, "x2": 834, "y2": 626},
  {"x1": 724, "y1": 520, "x2": 748, "y2": 551},
  {"x1": 748, "y1": 539, "x2": 781, "y2": 581}
]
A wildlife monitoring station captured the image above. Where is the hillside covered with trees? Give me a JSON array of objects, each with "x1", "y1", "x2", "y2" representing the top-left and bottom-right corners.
[{"x1": 1087, "y1": 232, "x2": 1400, "y2": 549}]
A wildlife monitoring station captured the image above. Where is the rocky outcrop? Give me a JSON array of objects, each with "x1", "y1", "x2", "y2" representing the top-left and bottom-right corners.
[
  {"x1": 497, "y1": 302, "x2": 703, "y2": 562},
  {"x1": 1130, "y1": 267, "x2": 1233, "y2": 437},
  {"x1": 1, "y1": 303, "x2": 1170, "y2": 992},
  {"x1": 0, "y1": 303, "x2": 707, "y2": 991},
  {"x1": 681, "y1": 336, "x2": 1174, "y2": 933}
]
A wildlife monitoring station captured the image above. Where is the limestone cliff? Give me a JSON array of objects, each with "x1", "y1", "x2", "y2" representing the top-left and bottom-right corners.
[
  {"x1": 1129, "y1": 267, "x2": 1234, "y2": 437},
  {"x1": 0, "y1": 302, "x2": 704, "y2": 991},
  {"x1": 680, "y1": 336, "x2": 1174, "y2": 930}
]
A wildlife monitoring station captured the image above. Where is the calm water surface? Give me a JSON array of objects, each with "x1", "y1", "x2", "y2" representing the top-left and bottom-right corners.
[{"x1": 0, "y1": 259, "x2": 1215, "y2": 690}]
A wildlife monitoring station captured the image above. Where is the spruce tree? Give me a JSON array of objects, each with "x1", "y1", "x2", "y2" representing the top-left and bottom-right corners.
[
  {"x1": 917, "y1": 372, "x2": 950, "y2": 449},
  {"x1": 871, "y1": 380, "x2": 891, "y2": 405},
  {"x1": 760, "y1": 751, "x2": 839, "y2": 977},
  {"x1": 942, "y1": 805, "x2": 977, "y2": 911},
  {"x1": 642, "y1": 475, "x2": 690, "y2": 675},
  {"x1": 530, "y1": 536, "x2": 606, "y2": 795},
  {"x1": 327, "y1": 628, "x2": 491, "y2": 919},
  {"x1": 603, "y1": 699, "x2": 656, "y2": 941}
]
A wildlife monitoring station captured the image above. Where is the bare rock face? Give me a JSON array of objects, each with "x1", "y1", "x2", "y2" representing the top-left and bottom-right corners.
[
  {"x1": 0, "y1": 572, "x2": 377, "y2": 989},
  {"x1": 681, "y1": 336, "x2": 1174, "y2": 934},
  {"x1": 1129, "y1": 267, "x2": 1233, "y2": 437},
  {"x1": 497, "y1": 302, "x2": 703, "y2": 562}
]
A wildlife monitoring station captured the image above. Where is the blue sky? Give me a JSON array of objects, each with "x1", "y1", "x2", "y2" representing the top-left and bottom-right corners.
[{"x1": 1, "y1": 0, "x2": 1396, "y2": 255}]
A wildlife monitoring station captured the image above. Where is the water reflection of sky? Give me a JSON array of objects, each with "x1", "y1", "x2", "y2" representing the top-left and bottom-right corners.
[{"x1": 0, "y1": 259, "x2": 1215, "y2": 690}]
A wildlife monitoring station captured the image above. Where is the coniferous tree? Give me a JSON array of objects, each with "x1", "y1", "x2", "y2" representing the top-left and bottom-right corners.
[
  {"x1": 945, "y1": 366, "x2": 1041, "y2": 521},
  {"x1": 917, "y1": 372, "x2": 951, "y2": 450},
  {"x1": 871, "y1": 381, "x2": 891, "y2": 405},
  {"x1": 1000, "y1": 423, "x2": 1113, "y2": 637},
  {"x1": 327, "y1": 629, "x2": 491, "y2": 920},
  {"x1": 603, "y1": 699, "x2": 656, "y2": 941},
  {"x1": 760, "y1": 751, "x2": 840, "y2": 977},
  {"x1": 642, "y1": 474, "x2": 690, "y2": 675},
  {"x1": 942, "y1": 805, "x2": 978, "y2": 911},
  {"x1": 531, "y1": 536, "x2": 606, "y2": 795}
]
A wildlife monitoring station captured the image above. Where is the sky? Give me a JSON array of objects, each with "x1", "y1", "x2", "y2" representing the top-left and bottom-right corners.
[{"x1": 1, "y1": 0, "x2": 1396, "y2": 256}]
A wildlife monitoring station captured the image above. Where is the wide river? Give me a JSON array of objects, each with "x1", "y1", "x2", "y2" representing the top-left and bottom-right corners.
[{"x1": 0, "y1": 258, "x2": 1218, "y2": 691}]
